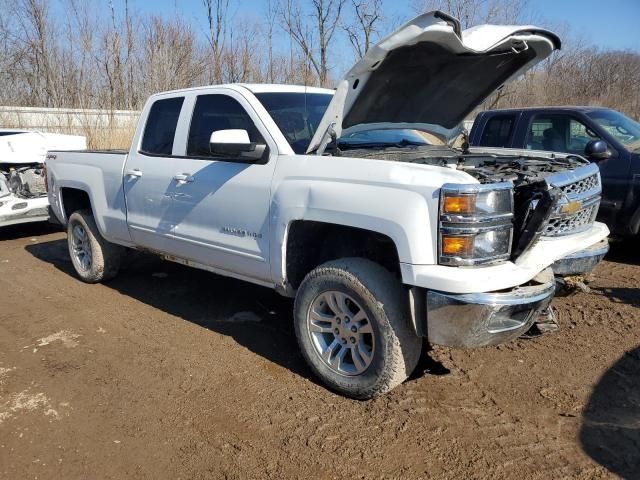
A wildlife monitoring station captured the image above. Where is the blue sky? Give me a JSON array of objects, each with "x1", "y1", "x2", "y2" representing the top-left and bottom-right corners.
[
  {"x1": 528, "y1": 0, "x2": 640, "y2": 50},
  {"x1": 127, "y1": 0, "x2": 640, "y2": 51}
]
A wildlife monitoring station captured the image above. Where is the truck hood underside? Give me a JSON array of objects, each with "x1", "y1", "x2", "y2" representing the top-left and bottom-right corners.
[
  {"x1": 308, "y1": 11, "x2": 560, "y2": 153},
  {"x1": 343, "y1": 42, "x2": 538, "y2": 130}
]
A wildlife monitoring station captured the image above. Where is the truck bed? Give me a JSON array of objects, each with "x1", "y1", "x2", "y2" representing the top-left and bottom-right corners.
[{"x1": 47, "y1": 149, "x2": 132, "y2": 245}]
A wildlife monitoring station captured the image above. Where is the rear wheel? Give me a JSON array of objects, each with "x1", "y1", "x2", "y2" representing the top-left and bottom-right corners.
[
  {"x1": 67, "y1": 209, "x2": 122, "y2": 283},
  {"x1": 294, "y1": 258, "x2": 421, "y2": 399}
]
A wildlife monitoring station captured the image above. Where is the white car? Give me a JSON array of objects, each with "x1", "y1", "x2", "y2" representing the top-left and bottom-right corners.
[
  {"x1": 0, "y1": 129, "x2": 86, "y2": 227},
  {"x1": 46, "y1": 12, "x2": 608, "y2": 398}
]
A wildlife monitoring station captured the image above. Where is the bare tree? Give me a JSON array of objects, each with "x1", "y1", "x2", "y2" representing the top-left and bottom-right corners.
[
  {"x1": 12, "y1": 0, "x2": 59, "y2": 106},
  {"x1": 137, "y1": 17, "x2": 205, "y2": 97},
  {"x1": 279, "y1": 0, "x2": 346, "y2": 86},
  {"x1": 0, "y1": 0, "x2": 637, "y2": 125},
  {"x1": 265, "y1": 0, "x2": 277, "y2": 83},
  {"x1": 202, "y1": 0, "x2": 230, "y2": 83},
  {"x1": 343, "y1": 0, "x2": 383, "y2": 59}
]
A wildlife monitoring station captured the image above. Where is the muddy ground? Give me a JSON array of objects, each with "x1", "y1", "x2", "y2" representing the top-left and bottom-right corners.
[{"x1": 0, "y1": 223, "x2": 638, "y2": 479}]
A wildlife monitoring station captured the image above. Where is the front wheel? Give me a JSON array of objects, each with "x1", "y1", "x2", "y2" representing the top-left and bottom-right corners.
[
  {"x1": 67, "y1": 209, "x2": 122, "y2": 283},
  {"x1": 294, "y1": 258, "x2": 422, "y2": 399}
]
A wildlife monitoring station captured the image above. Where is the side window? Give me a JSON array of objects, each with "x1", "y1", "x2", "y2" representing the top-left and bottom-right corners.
[
  {"x1": 478, "y1": 115, "x2": 514, "y2": 147},
  {"x1": 140, "y1": 97, "x2": 184, "y2": 155},
  {"x1": 568, "y1": 118, "x2": 599, "y2": 154},
  {"x1": 527, "y1": 115, "x2": 567, "y2": 152},
  {"x1": 527, "y1": 114, "x2": 599, "y2": 154},
  {"x1": 187, "y1": 94, "x2": 267, "y2": 159}
]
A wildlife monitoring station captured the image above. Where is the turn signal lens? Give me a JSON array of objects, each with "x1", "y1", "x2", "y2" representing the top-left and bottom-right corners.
[
  {"x1": 439, "y1": 183, "x2": 514, "y2": 265},
  {"x1": 442, "y1": 235, "x2": 474, "y2": 256},
  {"x1": 443, "y1": 195, "x2": 475, "y2": 214}
]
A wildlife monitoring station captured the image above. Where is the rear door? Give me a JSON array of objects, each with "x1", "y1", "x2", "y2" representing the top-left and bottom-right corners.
[
  {"x1": 123, "y1": 89, "x2": 277, "y2": 283},
  {"x1": 123, "y1": 94, "x2": 186, "y2": 253}
]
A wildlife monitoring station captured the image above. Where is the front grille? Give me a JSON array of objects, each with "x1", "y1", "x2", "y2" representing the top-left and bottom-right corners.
[
  {"x1": 543, "y1": 200, "x2": 599, "y2": 236},
  {"x1": 542, "y1": 164, "x2": 602, "y2": 238},
  {"x1": 558, "y1": 173, "x2": 599, "y2": 198}
]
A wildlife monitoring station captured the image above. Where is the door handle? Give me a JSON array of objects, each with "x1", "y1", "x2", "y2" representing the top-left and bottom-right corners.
[
  {"x1": 125, "y1": 168, "x2": 143, "y2": 178},
  {"x1": 173, "y1": 173, "x2": 194, "y2": 185}
]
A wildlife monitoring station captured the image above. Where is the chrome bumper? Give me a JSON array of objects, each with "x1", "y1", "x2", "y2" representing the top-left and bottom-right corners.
[
  {"x1": 426, "y1": 268, "x2": 555, "y2": 348},
  {"x1": 550, "y1": 239, "x2": 609, "y2": 276}
]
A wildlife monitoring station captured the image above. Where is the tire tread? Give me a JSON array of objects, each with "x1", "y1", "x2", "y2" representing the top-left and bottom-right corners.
[{"x1": 294, "y1": 258, "x2": 421, "y2": 399}]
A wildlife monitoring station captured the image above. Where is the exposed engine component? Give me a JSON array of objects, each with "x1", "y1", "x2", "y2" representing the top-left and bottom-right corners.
[
  {"x1": 2, "y1": 164, "x2": 47, "y2": 198},
  {"x1": 452, "y1": 155, "x2": 588, "y2": 186},
  {"x1": 338, "y1": 144, "x2": 588, "y2": 187}
]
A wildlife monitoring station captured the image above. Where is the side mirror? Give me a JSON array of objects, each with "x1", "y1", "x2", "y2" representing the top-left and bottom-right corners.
[
  {"x1": 209, "y1": 129, "x2": 266, "y2": 161},
  {"x1": 584, "y1": 139, "x2": 611, "y2": 161}
]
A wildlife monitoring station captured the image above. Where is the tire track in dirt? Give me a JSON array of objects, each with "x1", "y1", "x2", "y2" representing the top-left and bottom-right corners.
[{"x1": 0, "y1": 226, "x2": 637, "y2": 479}]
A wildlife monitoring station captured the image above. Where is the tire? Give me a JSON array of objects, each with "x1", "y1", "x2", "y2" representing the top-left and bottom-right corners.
[
  {"x1": 294, "y1": 258, "x2": 422, "y2": 399},
  {"x1": 67, "y1": 209, "x2": 122, "y2": 283}
]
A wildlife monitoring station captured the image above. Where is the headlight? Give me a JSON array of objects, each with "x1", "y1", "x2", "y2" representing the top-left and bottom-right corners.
[{"x1": 439, "y1": 183, "x2": 513, "y2": 266}]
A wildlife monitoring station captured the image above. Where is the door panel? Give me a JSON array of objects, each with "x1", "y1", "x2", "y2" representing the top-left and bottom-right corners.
[
  {"x1": 159, "y1": 158, "x2": 271, "y2": 278},
  {"x1": 579, "y1": 111, "x2": 634, "y2": 225},
  {"x1": 124, "y1": 95, "x2": 186, "y2": 253},
  {"x1": 524, "y1": 112, "x2": 631, "y2": 225}
]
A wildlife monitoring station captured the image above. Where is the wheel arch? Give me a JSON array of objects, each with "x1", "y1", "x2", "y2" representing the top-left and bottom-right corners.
[
  {"x1": 57, "y1": 183, "x2": 115, "y2": 242},
  {"x1": 280, "y1": 219, "x2": 403, "y2": 294},
  {"x1": 60, "y1": 187, "x2": 94, "y2": 221}
]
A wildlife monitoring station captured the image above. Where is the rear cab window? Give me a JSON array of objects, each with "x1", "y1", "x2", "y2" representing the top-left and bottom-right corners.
[
  {"x1": 478, "y1": 115, "x2": 515, "y2": 147},
  {"x1": 140, "y1": 97, "x2": 185, "y2": 155}
]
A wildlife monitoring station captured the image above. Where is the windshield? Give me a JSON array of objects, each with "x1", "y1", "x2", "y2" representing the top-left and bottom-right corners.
[
  {"x1": 587, "y1": 110, "x2": 640, "y2": 151},
  {"x1": 338, "y1": 129, "x2": 431, "y2": 149},
  {"x1": 255, "y1": 92, "x2": 333, "y2": 154}
]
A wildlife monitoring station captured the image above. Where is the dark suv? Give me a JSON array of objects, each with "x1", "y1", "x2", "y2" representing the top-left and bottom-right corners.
[{"x1": 469, "y1": 107, "x2": 640, "y2": 237}]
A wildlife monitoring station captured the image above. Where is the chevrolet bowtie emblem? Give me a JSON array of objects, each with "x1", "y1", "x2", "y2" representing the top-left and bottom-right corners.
[{"x1": 560, "y1": 200, "x2": 582, "y2": 215}]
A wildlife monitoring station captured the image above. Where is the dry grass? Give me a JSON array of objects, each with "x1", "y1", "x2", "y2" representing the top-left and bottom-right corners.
[
  {"x1": 0, "y1": 111, "x2": 137, "y2": 150},
  {"x1": 82, "y1": 124, "x2": 136, "y2": 150}
]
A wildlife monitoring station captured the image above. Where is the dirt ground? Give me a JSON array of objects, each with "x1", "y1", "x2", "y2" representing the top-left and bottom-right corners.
[{"x1": 0, "y1": 223, "x2": 638, "y2": 479}]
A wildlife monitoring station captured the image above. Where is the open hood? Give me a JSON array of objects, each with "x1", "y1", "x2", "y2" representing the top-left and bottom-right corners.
[{"x1": 308, "y1": 11, "x2": 560, "y2": 153}]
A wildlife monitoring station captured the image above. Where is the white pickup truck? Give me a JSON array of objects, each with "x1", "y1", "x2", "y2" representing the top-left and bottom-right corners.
[{"x1": 47, "y1": 12, "x2": 609, "y2": 398}]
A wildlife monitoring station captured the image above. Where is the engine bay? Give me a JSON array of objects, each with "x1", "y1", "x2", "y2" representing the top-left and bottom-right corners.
[
  {"x1": 337, "y1": 144, "x2": 588, "y2": 187},
  {"x1": 1, "y1": 163, "x2": 47, "y2": 199},
  {"x1": 338, "y1": 144, "x2": 594, "y2": 258}
]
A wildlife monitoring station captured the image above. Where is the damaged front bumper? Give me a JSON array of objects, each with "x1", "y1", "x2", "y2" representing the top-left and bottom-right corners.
[
  {"x1": 550, "y1": 239, "x2": 609, "y2": 276},
  {"x1": 425, "y1": 268, "x2": 555, "y2": 348},
  {"x1": 0, "y1": 193, "x2": 49, "y2": 227},
  {"x1": 418, "y1": 239, "x2": 608, "y2": 348}
]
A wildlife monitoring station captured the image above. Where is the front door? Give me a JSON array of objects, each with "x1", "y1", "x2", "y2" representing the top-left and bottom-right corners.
[
  {"x1": 123, "y1": 90, "x2": 277, "y2": 283},
  {"x1": 525, "y1": 113, "x2": 631, "y2": 225}
]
